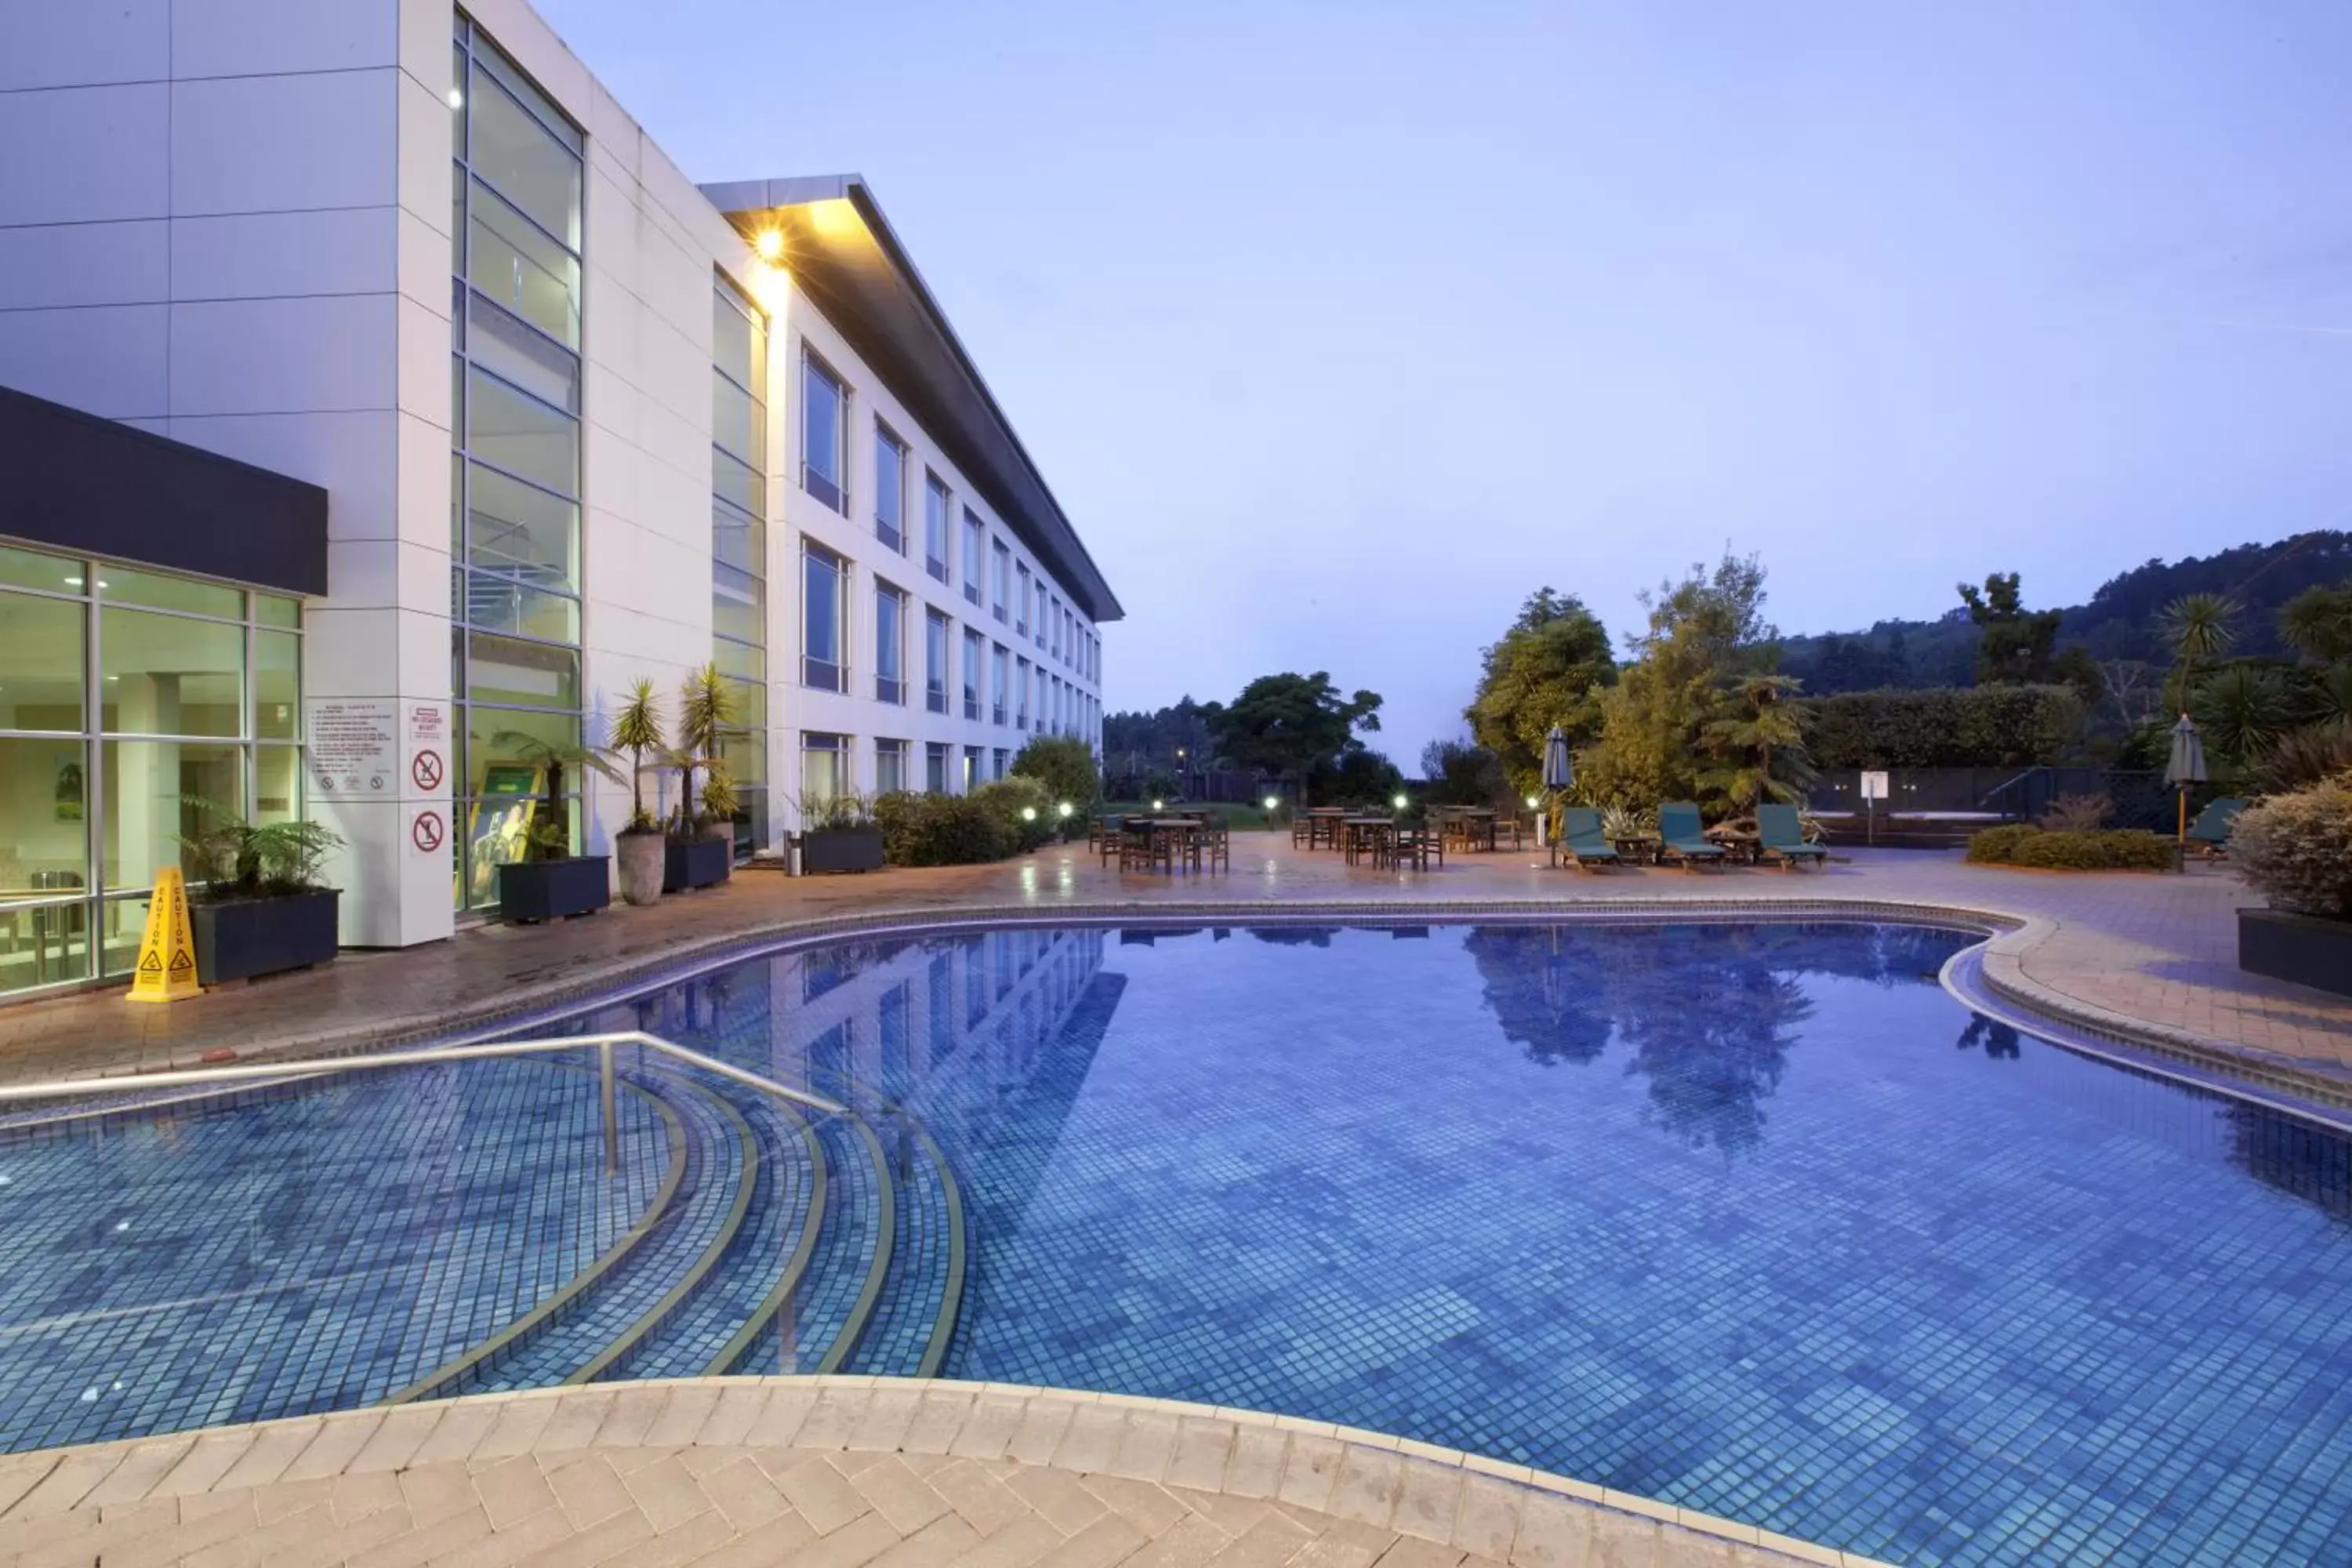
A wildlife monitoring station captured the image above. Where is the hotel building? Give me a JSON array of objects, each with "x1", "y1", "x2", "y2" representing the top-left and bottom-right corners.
[{"x1": 0, "y1": 0, "x2": 1119, "y2": 998}]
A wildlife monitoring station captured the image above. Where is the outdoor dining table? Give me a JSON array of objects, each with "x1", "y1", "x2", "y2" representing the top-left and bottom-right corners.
[
  {"x1": 1305, "y1": 806, "x2": 1348, "y2": 851},
  {"x1": 1443, "y1": 807, "x2": 1499, "y2": 851}
]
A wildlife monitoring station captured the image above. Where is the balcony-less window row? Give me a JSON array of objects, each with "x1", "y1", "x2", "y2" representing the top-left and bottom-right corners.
[
  {"x1": 874, "y1": 423, "x2": 907, "y2": 554},
  {"x1": 713, "y1": 271, "x2": 769, "y2": 855}
]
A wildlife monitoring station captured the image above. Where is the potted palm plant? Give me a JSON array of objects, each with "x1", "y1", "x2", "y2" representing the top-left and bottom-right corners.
[
  {"x1": 663, "y1": 662, "x2": 735, "y2": 892},
  {"x1": 488, "y1": 730, "x2": 622, "y2": 923},
  {"x1": 610, "y1": 678, "x2": 668, "y2": 906},
  {"x1": 177, "y1": 802, "x2": 345, "y2": 984}
]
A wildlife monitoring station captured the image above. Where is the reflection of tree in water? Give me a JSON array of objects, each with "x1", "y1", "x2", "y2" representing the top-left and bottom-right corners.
[
  {"x1": 1955, "y1": 1015, "x2": 2022, "y2": 1059},
  {"x1": 2225, "y1": 1102, "x2": 2352, "y2": 1229},
  {"x1": 1463, "y1": 927, "x2": 1613, "y2": 1066},
  {"x1": 1249, "y1": 927, "x2": 1339, "y2": 949},
  {"x1": 1604, "y1": 926, "x2": 1815, "y2": 1156}
]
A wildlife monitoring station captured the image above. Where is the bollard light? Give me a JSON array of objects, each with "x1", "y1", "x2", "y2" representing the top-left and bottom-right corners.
[
  {"x1": 1263, "y1": 795, "x2": 1279, "y2": 811},
  {"x1": 1021, "y1": 806, "x2": 1037, "y2": 822},
  {"x1": 1058, "y1": 801, "x2": 1073, "y2": 818},
  {"x1": 1392, "y1": 793, "x2": 1408, "y2": 811},
  {"x1": 1152, "y1": 798, "x2": 1164, "y2": 810},
  {"x1": 1526, "y1": 795, "x2": 1541, "y2": 810}
]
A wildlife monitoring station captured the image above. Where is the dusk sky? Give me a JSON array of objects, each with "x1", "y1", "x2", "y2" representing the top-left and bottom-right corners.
[{"x1": 538, "y1": 0, "x2": 2352, "y2": 763}]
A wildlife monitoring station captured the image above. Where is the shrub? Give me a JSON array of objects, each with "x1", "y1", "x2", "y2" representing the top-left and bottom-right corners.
[
  {"x1": 971, "y1": 776, "x2": 1058, "y2": 852},
  {"x1": 1808, "y1": 685, "x2": 2082, "y2": 770},
  {"x1": 2037, "y1": 792, "x2": 2111, "y2": 832},
  {"x1": 1965, "y1": 825, "x2": 2175, "y2": 871},
  {"x1": 2234, "y1": 771, "x2": 2352, "y2": 920},
  {"x1": 873, "y1": 791, "x2": 1012, "y2": 866},
  {"x1": 1010, "y1": 735, "x2": 1100, "y2": 808}
]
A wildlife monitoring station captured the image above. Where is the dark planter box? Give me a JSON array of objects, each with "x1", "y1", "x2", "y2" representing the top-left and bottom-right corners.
[
  {"x1": 2239, "y1": 907, "x2": 2352, "y2": 998},
  {"x1": 497, "y1": 855, "x2": 610, "y2": 924},
  {"x1": 800, "y1": 826, "x2": 885, "y2": 874},
  {"x1": 663, "y1": 836, "x2": 730, "y2": 892},
  {"x1": 191, "y1": 889, "x2": 339, "y2": 985}
]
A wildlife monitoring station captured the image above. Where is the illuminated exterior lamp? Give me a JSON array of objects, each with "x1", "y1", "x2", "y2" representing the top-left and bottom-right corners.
[
  {"x1": 1263, "y1": 795, "x2": 1279, "y2": 811},
  {"x1": 753, "y1": 227, "x2": 785, "y2": 263},
  {"x1": 1057, "y1": 802, "x2": 1073, "y2": 818},
  {"x1": 1392, "y1": 793, "x2": 1408, "y2": 811},
  {"x1": 1021, "y1": 806, "x2": 1037, "y2": 822}
]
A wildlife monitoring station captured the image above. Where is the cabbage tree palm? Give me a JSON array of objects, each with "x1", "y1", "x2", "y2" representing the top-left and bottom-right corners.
[
  {"x1": 2160, "y1": 593, "x2": 2239, "y2": 713},
  {"x1": 672, "y1": 662, "x2": 740, "y2": 831},
  {"x1": 608, "y1": 679, "x2": 666, "y2": 833},
  {"x1": 2191, "y1": 663, "x2": 2290, "y2": 771}
]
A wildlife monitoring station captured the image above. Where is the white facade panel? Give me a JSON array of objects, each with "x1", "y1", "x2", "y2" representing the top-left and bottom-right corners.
[
  {"x1": 0, "y1": 84, "x2": 169, "y2": 225},
  {"x1": 164, "y1": 409, "x2": 401, "y2": 538},
  {"x1": 0, "y1": 220, "x2": 169, "y2": 310},
  {"x1": 169, "y1": 71, "x2": 399, "y2": 216},
  {"x1": 0, "y1": 0, "x2": 169, "y2": 92},
  {"x1": 169, "y1": 295, "x2": 399, "y2": 416},
  {"x1": 0, "y1": 304, "x2": 168, "y2": 418},
  {"x1": 169, "y1": 0, "x2": 399, "y2": 80},
  {"x1": 169, "y1": 208, "x2": 398, "y2": 302}
]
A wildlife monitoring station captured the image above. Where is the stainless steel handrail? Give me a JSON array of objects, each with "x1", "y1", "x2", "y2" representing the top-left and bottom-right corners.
[{"x1": 0, "y1": 1031, "x2": 847, "y2": 1174}]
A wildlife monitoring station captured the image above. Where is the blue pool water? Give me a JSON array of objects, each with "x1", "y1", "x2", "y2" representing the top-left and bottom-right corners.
[{"x1": 4, "y1": 918, "x2": 2350, "y2": 1566}]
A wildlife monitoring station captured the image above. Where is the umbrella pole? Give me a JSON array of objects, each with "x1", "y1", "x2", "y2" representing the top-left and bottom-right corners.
[{"x1": 2177, "y1": 789, "x2": 2187, "y2": 844}]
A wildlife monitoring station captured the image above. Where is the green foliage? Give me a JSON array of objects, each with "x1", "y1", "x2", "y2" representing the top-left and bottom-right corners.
[
  {"x1": 177, "y1": 799, "x2": 346, "y2": 898},
  {"x1": 1964, "y1": 826, "x2": 2175, "y2": 871},
  {"x1": 671, "y1": 662, "x2": 740, "y2": 831},
  {"x1": 1010, "y1": 735, "x2": 1100, "y2": 808},
  {"x1": 1102, "y1": 697, "x2": 1218, "y2": 780},
  {"x1": 972, "y1": 776, "x2": 1058, "y2": 851},
  {"x1": 2234, "y1": 771, "x2": 2352, "y2": 919},
  {"x1": 873, "y1": 791, "x2": 1011, "y2": 866},
  {"x1": 2160, "y1": 591, "x2": 2240, "y2": 711},
  {"x1": 2259, "y1": 724, "x2": 2352, "y2": 793},
  {"x1": 1463, "y1": 588, "x2": 1616, "y2": 793},
  {"x1": 797, "y1": 789, "x2": 874, "y2": 830},
  {"x1": 2278, "y1": 580, "x2": 2352, "y2": 665},
  {"x1": 1577, "y1": 552, "x2": 1804, "y2": 815},
  {"x1": 489, "y1": 729, "x2": 622, "y2": 862},
  {"x1": 1209, "y1": 671, "x2": 1382, "y2": 801},
  {"x1": 607, "y1": 679, "x2": 666, "y2": 833},
  {"x1": 1420, "y1": 739, "x2": 1507, "y2": 807},
  {"x1": 699, "y1": 757, "x2": 739, "y2": 827},
  {"x1": 1319, "y1": 747, "x2": 1404, "y2": 806},
  {"x1": 2191, "y1": 662, "x2": 2292, "y2": 771},
  {"x1": 2037, "y1": 793, "x2": 2111, "y2": 832},
  {"x1": 1806, "y1": 686, "x2": 2082, "y2": 768},
  {"x1": 1958, "y1": 572, "x2": 2063, "y2": 684}
]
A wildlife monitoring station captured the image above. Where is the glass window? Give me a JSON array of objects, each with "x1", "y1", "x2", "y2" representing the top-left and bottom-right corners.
[
  {"x1": 467, "y1": 461, "x2": 577, "y2": 583},
  {"x1": 712, "y1": 499, "x2": 764, "y2": 578},
  {"x1": 253, "y1": 629, "x2": 299, "y2": 741},
  {"x1": 99, "y1": 608, "x2": 241, "y2": 737},
  {"x1": 800, "y1": 732, "x2": 847, "y2": 809},
  {"x1": 0, "y1": 544, "x2": 84, "y2": 597},
  {"x1": 467, "y1": 366, "x2": 578, "y2": 497},
  {"x1": 254, "y1": 743, "x2": 301, "y2": 823},
  {"x1": 993, "y1": 747, "x2": 1008, "y2": 781},
  {"x1": 463, "y1": 630, "x2": 577, "y2": 710},
  {"x1": 874, "y1": 425, "x2": 906, "y2": 552},
  {"x1": 962, "y1": 746, "x2": 980, "y2": 793},
  {"x1": 1016, "y1": 656, "x2": 1031, "y2": 730},
  {"x1": 468, "y1": 180, "x2": 580, "y2": 348},
  {"x1": 992, "y1": 644, "x2": 1009, "y2": 725},
  {"x1": 0, "y1": 592, "x2": 86, "y2": 731},
  {"x1": 467, "y1": 57, "x2": 581, "y2": 247},
  {"x1": 874, "y1": 583, "x2": 904, "y2": 704},
  {"x1": 925, "y1": 611, "x2": 949, "y2": 714},
  {"x1": 802, "y1": 355, "x2": 845, "y2": 512},
  {"x1": 802, "y1": 544, "x2": 844, "y2": 691},
  {"x1": 963, "y1": 629, "x2": 982, "y2": 720},
  {"x1": 1015, "y1": 564, "x2": 1031, "y2": 633},
  {"x1": 712, "y1": 281, "x2": 760, "y2": 391},
  {"x1": 993, "y1": 541, "x2": 1010, "y2": 622},
  {"x1": 924, "y1": 741, "x2": 949, "y2": 793},
  {"x1": 924, "y1": 474, "x2": 950, "y2": 583},
  {"x1": 711, "y1": 366, "x2": 763, "y2": 468},
  {"x1": 100, "y1": 566, "x2": 240, "y2": 620},
  {"x1": 457, "y1": 564, "x2": 578, "y2": 643},
  {"x1": 876, "y1": 738, "x2": 906, "y2": 796},
  {"x1": 961, "y1": 510, "x2": 984, "y2": 604},
  {"x1": 101, "y1": 740, "x2": 240, "y2": 887},
  {"x1": 713, "y1": 564, "x2": 763, "y2": 646},
  {"x1": 0, "y1": 734, "x2": 90, "y2": 891},
  {"x1": 255, "y1": 593, "x2": 299, "y2": 629}
]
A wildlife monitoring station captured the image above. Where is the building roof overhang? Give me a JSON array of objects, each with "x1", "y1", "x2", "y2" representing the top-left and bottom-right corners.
[{"x1": 699, "y1": 172, "x2": 1121, "y2": 623}]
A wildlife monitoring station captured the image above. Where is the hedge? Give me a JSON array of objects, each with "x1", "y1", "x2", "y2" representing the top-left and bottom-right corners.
[
  {"x1": 873, "y1": 778, "x2": 1058, "y2": 866},
  {"x1": 1964, "y1": 825, "x2": 2175, "y2": 871},
  {"x1": 1807, "y1": 685, "x2": 2082, "y2": 770}
]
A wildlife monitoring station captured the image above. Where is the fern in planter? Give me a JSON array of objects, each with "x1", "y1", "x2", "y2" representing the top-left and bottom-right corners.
[
  {"x1": 176, "y1": 798, "x2": 344, "y2": 901},
  {"x1": 488, "y1": 731, "x2": 626, "y2": 862}
]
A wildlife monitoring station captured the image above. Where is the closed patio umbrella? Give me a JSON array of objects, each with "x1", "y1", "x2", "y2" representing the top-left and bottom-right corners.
[
  {"x1": 1537, "y1": 726, "x2": 1573, "y2": 847},
  {"x1": 2164, "y1": 713, "x2": 2208, "y2": 843}
]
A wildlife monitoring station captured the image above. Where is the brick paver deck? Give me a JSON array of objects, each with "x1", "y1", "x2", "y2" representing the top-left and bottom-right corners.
[
  {"x1": 0, "y1": 1378, "x2": 1867, "y2": 1568},
  {"x1": 1, "y1": 839, "x2": 2344, "y2": 1092}
]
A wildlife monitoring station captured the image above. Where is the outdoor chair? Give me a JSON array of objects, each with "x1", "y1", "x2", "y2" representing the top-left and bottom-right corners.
[
  {"x1": 1290, "y1": 811, "x2": 1315, "y2": 848},
  {"x1": 2188, "y1": 797, "x2": 2248, "y2": 859},
  {"x1": 1756, "y1": 804, "x2": 1828, "y2": 872},
  {"x1": 1494, "y1": 815, "x2": 1528, "y2": 852},
  {"x1": 1552, "y1": 808, "x2": 1624, "y2": 873},
  {"x1": 1197, "y1": 816, "x2": 1231, "y2": 872},
  {"x1": 1388, "y1": 826, "x2": 1442, "y2": 871},
  {"x1": 1117, "y1": 820, "x2": 1171, "y2": 873},
  {"x1": 1657, "y1": 802, "x2": 1727, "y2": 871}
]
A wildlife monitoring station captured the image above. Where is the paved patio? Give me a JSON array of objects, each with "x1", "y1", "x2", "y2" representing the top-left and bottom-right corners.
[
  {"x1": 0, "y1": 1379, "x2": 1871, "y2": 1568},
  {"x1": 0, "y1": 836, "x2": 2345, "y2": 1094}
]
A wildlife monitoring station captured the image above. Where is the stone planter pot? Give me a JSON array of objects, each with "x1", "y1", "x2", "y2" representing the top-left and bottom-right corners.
[
  {"x1": 497, "y1": 855, "x2": 610, "y2": 924},
  {"x1": 190, "y1": 889, "x2": 339, "y2": 985},
  {"x1": 800, "y1": 826, "x2": 885, "y2": 874},
  {"x1": 662, "y1": 835, "x2": 729, "y2": 893},
  {"x1": 2238, "y1": 907, "x2": 2352, "y2": 998},
  {"x1": 615, "y1": 830, "x2": 666, "y2": 906}
]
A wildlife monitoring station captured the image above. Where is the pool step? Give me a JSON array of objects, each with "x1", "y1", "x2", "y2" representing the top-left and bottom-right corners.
[
  {"x1": 840, "y1": 1105, "x2": 967, "y2": 1378},
  {"x1": 395, "y1": 1068, "x2": 753, "y2": 1399}
]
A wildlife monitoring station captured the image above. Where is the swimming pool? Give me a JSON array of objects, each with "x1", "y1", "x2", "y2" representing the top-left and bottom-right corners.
[{"x1": 3, "y1": 916, "x2": 2348, "y2": 1565}]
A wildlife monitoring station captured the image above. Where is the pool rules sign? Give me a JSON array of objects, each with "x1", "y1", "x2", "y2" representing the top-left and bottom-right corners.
[{"x1": 405, "y1": 701, "x2": 450, "y2": 864}]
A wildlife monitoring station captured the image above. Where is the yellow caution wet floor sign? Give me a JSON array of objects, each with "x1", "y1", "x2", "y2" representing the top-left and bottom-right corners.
[{"x1": 128, "y1": 866, "x2": 200, "y2": 1003}]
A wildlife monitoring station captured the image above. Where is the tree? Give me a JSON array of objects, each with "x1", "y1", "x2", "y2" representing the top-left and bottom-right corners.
[
  {"x1": 1011, "y1": 735, "x2": 1100, "y2": 808},
  {"x1": 2159, "y1": 592, "x2": 2239, "y2": 713},
  {"x1": 1698, "y1": 674, "x2": 1814, "y2": 811},
  {"x1": 2193, "y1": 662, "x2": 2291, "y2": 772},
  {"x1": 1464, "y1": 589, "x2": 1615, "y2": 793},
  {"x1": 1579, "y1": 552, "x2": 1782, "y2": 812},
  {"x1": 1957, "y1": 572, "x2": 2063, "y2": 685},
  {"x1": 1208, "y1": 672, "x2": 1382, "y2": 802},
  {"x1": 1420, "y1": 739, "x2": 1506, "y2": 806},
  {"x1": 489, "y1": 729, "x2": 624, "y2": 859},
  {"x1": 671, "y1": 662, "x2": 739, "y2": 830},
  {"x1": 607, "y1": 679, "x2": 666, "y2": 833},
  {"x1": 2278, "y1": 580, "x2": 2352, "y2": 666},
  {"x1": 1318, "y1": 747, "x2": 1403, "y2": 805}
]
